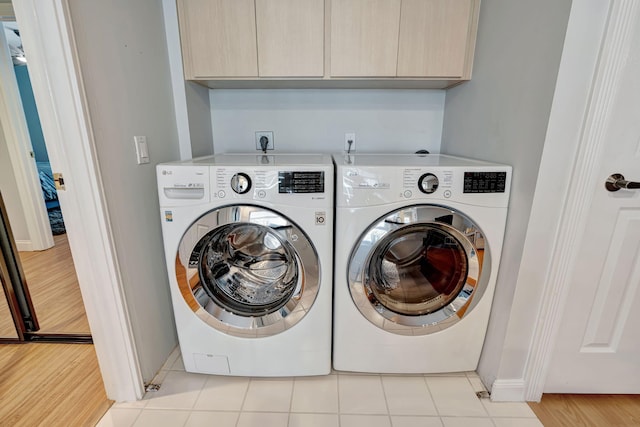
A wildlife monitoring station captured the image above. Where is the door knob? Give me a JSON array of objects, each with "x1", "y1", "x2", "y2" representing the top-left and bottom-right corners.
[{"x1": 605, "y1": 173, "x2": 640, "y2": 192}]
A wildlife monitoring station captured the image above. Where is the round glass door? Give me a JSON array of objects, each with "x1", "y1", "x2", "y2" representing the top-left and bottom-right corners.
[
  {"x1": 198, "y1": 223, "x2": 299, "y2": 316},
  {"x1": 348, "y1": 205, "x2": 489, "y2": 335},
  {"x1": 367, "y1": 224, "x2": 469, "y2": 316},
  {"x1": 175, "y1": 205, "x2": 320, "y2": 337}
]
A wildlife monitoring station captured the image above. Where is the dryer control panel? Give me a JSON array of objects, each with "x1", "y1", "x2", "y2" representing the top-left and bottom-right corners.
[{"x1": 338, "y1": 163, "x2": 511, "y2": 208}]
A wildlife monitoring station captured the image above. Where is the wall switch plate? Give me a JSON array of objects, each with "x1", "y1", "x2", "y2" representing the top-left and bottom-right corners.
[
  {"x1": 255, "y1": 131, "x2": 274, "y2": 151},
  {"x1": 345, "y1": 132, "x2": 356, "y2": 153},
  {"x1": 134, "y1": 136, "x2": 150, "y2": 164}
]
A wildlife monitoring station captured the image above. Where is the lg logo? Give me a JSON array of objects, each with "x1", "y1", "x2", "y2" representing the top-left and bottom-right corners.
[{"x1": 162, "y1": 170, "x2": 173, "y2": 175}]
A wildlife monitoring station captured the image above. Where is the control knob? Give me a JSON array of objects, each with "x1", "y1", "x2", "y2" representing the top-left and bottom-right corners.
[
  {"x1": 418, "y1": 173, "x2": 439, "y2": 194},
  {"x1": 230, "y1": 173, "x2": 251, "y2": 194}
]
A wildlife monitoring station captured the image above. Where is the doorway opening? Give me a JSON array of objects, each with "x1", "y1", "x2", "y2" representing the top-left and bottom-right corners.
[{"x1": 0, "y1": 20, "x2": 90, "y2": 343}]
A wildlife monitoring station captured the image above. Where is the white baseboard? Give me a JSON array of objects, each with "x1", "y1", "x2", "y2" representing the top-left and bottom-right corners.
[
  {"x1": 15, "y1": 240, "x2": 33, "y2": 252},
  {"x1": 490, "y1": 379, "x2": 526, "y2": 402}
]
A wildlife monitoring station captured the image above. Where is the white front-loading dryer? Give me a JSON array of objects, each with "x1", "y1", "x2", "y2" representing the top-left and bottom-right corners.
[
  {"x1": 332, "y1": 153, "x2": 511, "y2": 373},
  {"x1": 157, "y1": 154, "x2": 333, "y2": 376}
]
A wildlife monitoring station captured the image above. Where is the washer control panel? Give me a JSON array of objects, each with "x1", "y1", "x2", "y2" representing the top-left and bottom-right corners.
[
  {"x1": 212, "y1": 166, "x2": 331, "y2": 207},
  {"x1": 157, "y1": 154, "x2": 334, "y2": 209}
]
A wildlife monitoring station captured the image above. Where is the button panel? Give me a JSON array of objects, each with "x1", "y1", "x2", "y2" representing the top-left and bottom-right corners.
[
  {"x1": 211, "y1": 167, "x2": 329, "y2": 206},
  {"x1": 463, "y1": 172, "x2": 507, "y2": 193},
  {"x1": 278, "y1": 171, "x2": 325, "y2": 193}
]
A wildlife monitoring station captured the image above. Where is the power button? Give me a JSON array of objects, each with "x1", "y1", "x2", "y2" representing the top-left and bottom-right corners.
[
  {"x1": 443, "y1": 190, "x2": 452, "y2": 198},
  {"x1": 315, "y1": 212, "x2": 326, "y2": 225}
]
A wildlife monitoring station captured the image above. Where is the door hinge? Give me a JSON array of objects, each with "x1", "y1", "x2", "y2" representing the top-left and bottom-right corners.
[{"x1": 53, "y1": 172, "x2": 66, "y2": 191}]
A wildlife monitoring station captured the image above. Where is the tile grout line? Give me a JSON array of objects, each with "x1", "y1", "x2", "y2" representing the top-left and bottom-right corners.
[
  {"x1": 376, "y1": 374, "x2": 393, "y2": 426},
  {"x1": 235, "y1": 377, "x2": 251, "y2": 427},
  {"x1": 287, "y1": 377, "x2": 296, "y2": 427},
  {"x1": 422, "y1": 375, "x2": 442, "y2": 421},
  {"x1": 188, "y1": 371, "x2": 209, "y2": 418}
]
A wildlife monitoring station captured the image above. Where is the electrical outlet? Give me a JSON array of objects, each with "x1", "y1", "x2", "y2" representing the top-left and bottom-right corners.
[
  {"x1": 344, "y1": 132, "x2": 356, "y2": 153},
  {"x1": 255, "y1": 131, "x2": 274, "y2": 151}
]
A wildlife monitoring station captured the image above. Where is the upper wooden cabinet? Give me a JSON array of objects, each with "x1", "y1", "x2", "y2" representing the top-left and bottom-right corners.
[
  {"x1": 178, "y1": 0, "x2": 258, "y2": 78},
  {"x1": 331, "y1": 0, "x2": 478, "y2": 79},
  {"x1": 331, "y1": 0, "x2": 401, "y2": 77},
  {"x1": 178, "y1": 0, "x2": 324, "y2": 79},
  {"x1": 397, "y1": 0, "x2": 476, "y2": 78},
  {"x1": 176, "y1": 0, "x2": 480, "y2": 87},
  {"x1": 256, "y1": 0, "x2": 324, "y2": 77}
]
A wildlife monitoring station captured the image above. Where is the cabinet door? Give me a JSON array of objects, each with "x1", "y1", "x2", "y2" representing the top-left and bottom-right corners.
[
  {"x1": 397, "y1": 0, "x2": 477, "y2": 78},
  {"x1": 331, "y1": 0, "x2": 402, "y2": 77},
  {"x1": 177, "y1": 0, "x2": 258, "y2": 78},
  {"x1": 256, "y1": 0, "x2": 324, "y2": 77}
]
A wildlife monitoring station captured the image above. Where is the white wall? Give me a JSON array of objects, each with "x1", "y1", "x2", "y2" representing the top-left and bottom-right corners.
[
  {"x1": 162, "y1": 0, "x2": 213, "y2": 160},
  {"x1": 67, "y1": 0, "x2": 180, "y2": 382},
  {"x1": 187, "y1": 82, "x2": 215, "y2": 157},
  {"x1": 210, "y1": 89, "x2": 445, "y2": 154},
  {"x1": 0, "y1": 120, "x2": 29, "y2": 242},
  {"x1": 440, "y1": 0, "x2": 572, "y2": 388}
]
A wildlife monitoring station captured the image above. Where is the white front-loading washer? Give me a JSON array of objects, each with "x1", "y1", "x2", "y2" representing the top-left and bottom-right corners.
[
  {"x1": 157, "y1": 154, "x2": 333, "y2": 376},
  {"x1": 332, "y1": 153, "x2": 511, "y2": 373}
]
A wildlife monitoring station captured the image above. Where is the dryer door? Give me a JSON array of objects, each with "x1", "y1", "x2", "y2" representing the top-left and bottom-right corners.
[
  {"x1": 175, "y1": 205, "x2": 319, "y2": 337},
  {"x1": 348, "y1": 205, "x2": 490, "y2": 335}
]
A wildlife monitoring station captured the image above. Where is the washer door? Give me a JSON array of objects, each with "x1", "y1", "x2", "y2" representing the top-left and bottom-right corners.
[
  {"x1": 348, "y1": 205, "x2": 490, "y2": 335},
  {"x1": 175, "y1": 205, "x2": 319, "y2": 337}
]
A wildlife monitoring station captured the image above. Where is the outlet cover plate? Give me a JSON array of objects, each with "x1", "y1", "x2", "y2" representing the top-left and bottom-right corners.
[{"x1": 255, "y1": 131, "x2": 274, "y2": 151}]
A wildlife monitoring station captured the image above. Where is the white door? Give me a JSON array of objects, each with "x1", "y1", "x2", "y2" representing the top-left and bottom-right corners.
[{"x1": 543, "y1": 2, "x2": 640, "y2": 393}]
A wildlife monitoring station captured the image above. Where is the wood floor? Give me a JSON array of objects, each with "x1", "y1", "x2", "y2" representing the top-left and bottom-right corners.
[
  {"x1": 0, "y1": 233, "x2": 90, "y2": 336},
  {"x1": 530, "y1": 394, "x2": 640, "y2": 426},
  {"x1": 0, "y1": 291, "x2": 16, "y2": 338},
  {"x1": 0, "y1": 342, "x2": 112, "y2": 426},
  {"x1": 1, "y1": 234, "x2": 110, "y2": 426}
]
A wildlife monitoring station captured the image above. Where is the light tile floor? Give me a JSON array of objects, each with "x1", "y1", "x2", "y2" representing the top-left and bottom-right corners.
[{"x1": 97, "y1": 348, "x2": 543, "y2": 427}]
